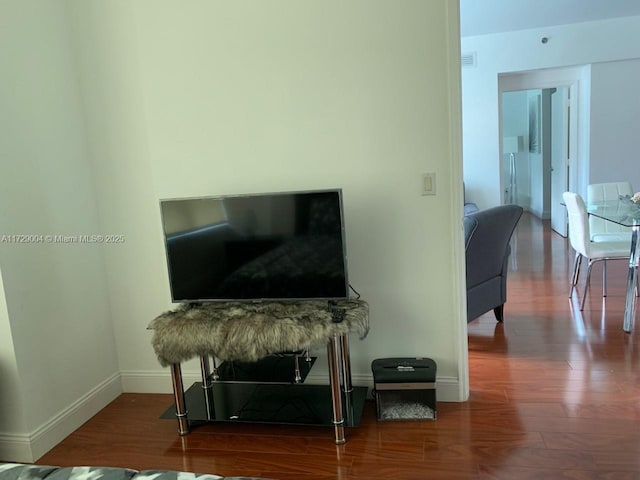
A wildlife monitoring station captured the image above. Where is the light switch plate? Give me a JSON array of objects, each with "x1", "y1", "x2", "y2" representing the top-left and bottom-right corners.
[{"x1": 422, "y1": 173, "x2": 436, "y2": 196}]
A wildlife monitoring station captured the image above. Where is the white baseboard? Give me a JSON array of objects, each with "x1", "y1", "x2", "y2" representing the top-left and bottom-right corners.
[
  {"x1": 121, "y1": 369, "x2": 464, "y2": 402},
  {"x1": 121, "y1": 370, "x2": 198, "y2": 394},
  {"x1": 0, "y1": 373, "x2": 122, "y2": 463},
  {"x1": 0, "y1": 434, "x2": 31, "y2": 464}
]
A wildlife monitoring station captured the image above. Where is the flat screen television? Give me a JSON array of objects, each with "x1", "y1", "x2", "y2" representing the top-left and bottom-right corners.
[{"x1": 159, "y1": 189, "x2": 349, "y2": 303}]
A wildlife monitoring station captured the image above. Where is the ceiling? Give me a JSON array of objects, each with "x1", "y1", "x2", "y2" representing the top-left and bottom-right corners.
[{"x1": 459, "y1": 0, "x2": 640, "y2": 37}]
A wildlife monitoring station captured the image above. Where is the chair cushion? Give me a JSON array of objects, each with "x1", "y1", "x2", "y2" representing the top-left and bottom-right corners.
[
  {"x1": 587, "y1": 240, "x2": 631, "y2": 258},
  {"x1": 591, "y1": 232, "x2": 632, "y2": 243}
]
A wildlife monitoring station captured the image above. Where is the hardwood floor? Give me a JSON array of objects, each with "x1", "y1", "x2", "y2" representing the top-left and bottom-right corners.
[{"x1": 38, "y1": 213, "x2": 640, "y2": 479}]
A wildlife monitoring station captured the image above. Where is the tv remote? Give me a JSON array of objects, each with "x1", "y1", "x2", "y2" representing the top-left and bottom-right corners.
[{"x1": 331, "y1": 307, "x2": 346, "y2": 323}]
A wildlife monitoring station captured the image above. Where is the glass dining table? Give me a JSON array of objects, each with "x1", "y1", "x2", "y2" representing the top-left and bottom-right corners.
[{"x1": 587, "y1": 198, "x2": 640, "y2": 333}]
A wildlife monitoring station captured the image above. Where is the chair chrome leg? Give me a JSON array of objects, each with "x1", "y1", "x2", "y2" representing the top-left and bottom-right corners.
[
  {"x1": 570, "y1": 253, "x2": 582, "y2": 297},
  {"x1": 581, "y1": 261, "x2": 594, "y2": 311}
]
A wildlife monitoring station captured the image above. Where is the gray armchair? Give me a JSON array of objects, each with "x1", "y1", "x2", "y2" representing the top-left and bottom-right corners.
[{"x1": 464, "y1": 205, "x2": 523, "y2": 323}]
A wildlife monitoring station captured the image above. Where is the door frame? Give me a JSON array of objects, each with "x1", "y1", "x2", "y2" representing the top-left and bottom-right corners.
[
  {"x1": 549, "y1": 85, "x2": 574, "y2": 237},
  {"x1": 498, "y1": 66, "x2": 589, "y2": 235}
]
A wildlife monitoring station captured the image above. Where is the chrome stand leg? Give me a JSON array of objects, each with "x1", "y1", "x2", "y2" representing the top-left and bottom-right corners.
[
  {"x1": 327, "y1": 334, "x2": 345, "y2": 444},
  {"x1": 339, "y1": 334, "x2": 354, "y2": 425},
  {"x1": 211, "y1": 357, "x2": 219, "y2": 381},
  {"x1": 339, "y1": 334, "x2": 353, "y2": 394},
  {"x1": 623, "y1": 225, "x2": 639, "y2": 332},
  {"x1": 294, "y1": 353, "x2": 302, "y2": 383},
  {"x1": 200, "y1": 355, "x2": 211, "y2": 383},
  {"x1": 200, "y1": 356, "x2": 214, "y2": 420},
  {"x1": 170, "y1": 363, "x2": 189, "y2": 435}
]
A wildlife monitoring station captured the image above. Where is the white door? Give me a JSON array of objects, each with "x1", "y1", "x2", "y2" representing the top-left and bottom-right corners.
[{"x1": 550, "y1": 86, "x2": 570, "y2": 236}]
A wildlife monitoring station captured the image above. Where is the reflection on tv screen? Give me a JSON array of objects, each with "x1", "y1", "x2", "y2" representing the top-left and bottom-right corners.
[{"x1": 160, "y1": 190, "x2": 349, "y2": 302}]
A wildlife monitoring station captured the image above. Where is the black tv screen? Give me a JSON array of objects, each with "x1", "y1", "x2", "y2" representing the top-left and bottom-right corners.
[{"x1": 160, "y1": 189, "x2": 349, "y2": 302}]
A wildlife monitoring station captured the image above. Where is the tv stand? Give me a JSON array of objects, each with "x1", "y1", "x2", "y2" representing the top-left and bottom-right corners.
[{"x1": 148, "y1": 299, "x2": 369, "y2": 444}]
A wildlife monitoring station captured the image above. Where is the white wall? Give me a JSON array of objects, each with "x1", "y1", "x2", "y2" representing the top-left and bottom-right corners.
[
  {"x1": 0, "y1": 1, "x2": 121, "y2": 462},
  {"x1": 0, "y1": 0, "x2": 465, "y2": 460},
  {"x1": 462, "y1": 15, "x2": 640, "y2": 209},
  {"x1": 67, "y1": 1, "x2": 467, "y2": 396},
  {"x1": 0, "y1": 269, "x2": 29, "y2": 460},
  {"x1": 590, "y1": 58, "x2": 640, "y2": 190},
  {"x1": 70, "y1": 0, "x2": 467, "y2": 416},
  {"x1": 65, "y1": 0, "x2": 175, "y2": 394}
]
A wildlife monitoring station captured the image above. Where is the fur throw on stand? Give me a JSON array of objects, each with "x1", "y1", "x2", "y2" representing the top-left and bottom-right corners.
[{"x1": 148, "y1": 300, "x2": 369, "y2": 366}]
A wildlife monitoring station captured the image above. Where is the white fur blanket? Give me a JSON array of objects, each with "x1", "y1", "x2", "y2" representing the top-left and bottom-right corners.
[{"x1": 148, "y1": 300, "x2": 369, "y2": 366}]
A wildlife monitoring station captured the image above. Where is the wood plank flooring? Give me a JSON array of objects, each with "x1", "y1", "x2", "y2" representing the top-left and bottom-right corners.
[{"x1": 38, "y1": 213, "x2": 640, "y2": 479}]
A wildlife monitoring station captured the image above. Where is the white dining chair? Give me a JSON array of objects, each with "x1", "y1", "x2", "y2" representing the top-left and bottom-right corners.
[
  {"x1": 563, "y1": 191, "x2": 631, "y2": 310},
  {"x1": 586, "y1": 182, "x2": 633, "y2": 242}
]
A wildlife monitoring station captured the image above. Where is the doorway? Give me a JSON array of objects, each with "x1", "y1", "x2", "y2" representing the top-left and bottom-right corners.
[{"x1": 500, "y1": 78, "x2": 578, "y2": 238}]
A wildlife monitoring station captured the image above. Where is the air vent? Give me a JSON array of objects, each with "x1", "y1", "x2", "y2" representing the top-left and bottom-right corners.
[{"x1": 461, "y1": 52, "x2": 476, "y2": 68}]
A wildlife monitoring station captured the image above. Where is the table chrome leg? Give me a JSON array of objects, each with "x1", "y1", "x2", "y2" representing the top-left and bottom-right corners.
[
  {"x1": 327, "y1": 334, "x2": 346, "y2": 444},
  {"x1": 623, "y1": 225, "x2": 639, "y2": 333},
  {"x1": 170, "y1": 363, "x2": 189, "y2": 435}
]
